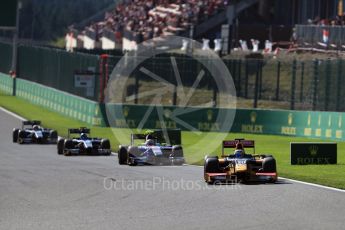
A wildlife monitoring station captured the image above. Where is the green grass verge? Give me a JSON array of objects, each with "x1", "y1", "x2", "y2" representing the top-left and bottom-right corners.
[{"x1": 1, "y1": 92, "x2": 344, "y2": 189}]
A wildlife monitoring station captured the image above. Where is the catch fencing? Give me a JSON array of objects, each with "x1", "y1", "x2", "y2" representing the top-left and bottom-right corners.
[{"x1": 0, "y1": 41, "x2": 344, "y2": 112}]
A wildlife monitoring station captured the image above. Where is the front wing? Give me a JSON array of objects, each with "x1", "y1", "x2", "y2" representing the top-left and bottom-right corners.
[
  {"x1": 19, "y1": 136, "x2": 57, "y2": 144},
  {"x1": 205, "y1": 171, "x2": 277, "y2": 183},
  {"x1": 128, "y1": 156, "x2": 185, "y2": 165},
  {"x1": 64, "y1": 148, "x2": 111, "y2": 156}
]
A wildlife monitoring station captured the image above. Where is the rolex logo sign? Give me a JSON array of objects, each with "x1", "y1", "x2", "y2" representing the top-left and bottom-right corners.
[
  {"x1": 309, "y1": 145, "x2": 318, "y2": 156},
  {"x1": 290, "y1": 143, "x2": 337, "y2": 165},
  {"x1": 288, "y1": 113, "x2": 293, "y2": 125},
  {"x1": 123, "y1": 106, "x2": 129, "y2": 118},
  {"x1": 250, "y1": 112, "x2": 257, "y2": 123}
]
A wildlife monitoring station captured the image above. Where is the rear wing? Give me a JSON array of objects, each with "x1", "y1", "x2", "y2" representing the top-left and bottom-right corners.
[
  {"x1": 131, "y1": 129, "x2": 181, "y2": 146},
  {"x1": 222, "y1": 139, "x2": 255, "y2": 156},
  {"x1": 68, "y1": 127, "x2": 90, "y2": 138},
  {"x1": 22, "y1": 120, "x2": 41, "y2": 128},
  {"x1": 131, "y1": 133, "x2": 153, "y2": 146}
]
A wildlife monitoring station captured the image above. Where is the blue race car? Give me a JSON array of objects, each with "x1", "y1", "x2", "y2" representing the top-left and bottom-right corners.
[
  {"x1": 118, "y1": 129, "x2": 184, "y2": 166},
  {"x1": 57, "y1": 127, "x2": 111, "y2": 156},
  {"x1": 13, "y1": 120, "x2": 58, "y2": 144}
]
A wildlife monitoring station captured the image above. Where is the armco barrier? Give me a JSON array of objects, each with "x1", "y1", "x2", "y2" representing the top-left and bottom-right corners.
[
  {"x1": 0, "y1": 73, "x2": 13, "y2": 94},
  {"x1": 106, "y1": 104, "x2": 345, "y2": 141},
  {"x1": 0, "y1": 74, "x2": 105, "y2": 126}
]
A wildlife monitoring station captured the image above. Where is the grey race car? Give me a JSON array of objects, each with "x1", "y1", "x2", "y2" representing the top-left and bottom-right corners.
[{"x1": 118, "y1": 129, "x2": 185, "y2": 166}]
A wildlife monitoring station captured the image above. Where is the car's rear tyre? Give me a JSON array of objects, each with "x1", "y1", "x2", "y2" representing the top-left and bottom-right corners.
[
  {"x1": 118, "y1": 146, "x2": 128, "y2": 165},
  {"x1": 57, "y1": 138, "x2": 64, "y2": 155},
  {"x1": 50, "y1": 130, "x2": 58, "y2": 143},
  {"x1": 13, "y1": 129, "x2": 19, "y2": 143},
  {"x1": 262, "y1": 157, "x2": 276, "y2": 172},
  {"x1": 101, "y1": 139, "x2": 111, "y2": 150},
  {"x1": 204, "y1": 157, "x2": 220, "y2": 173}
]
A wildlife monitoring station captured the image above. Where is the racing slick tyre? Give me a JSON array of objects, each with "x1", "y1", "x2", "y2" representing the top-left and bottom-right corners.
[
  {"x1": 63, "y1": 140, "x2": 74, "y2": 156},
  {"x1": 12, "y1": 129, "x2": 19, "y2": 143},
  {"x1": 204, "y1": 157, "x2": 220, "y2": 173},
  {"x1": 100, "y1": 139, "x2": 111, "y2": 155},
  {"x1": 118, "y1": 146, "x2": 128, "y2": 165},
  {"x1": 17, "y1": 130, "x2": 26, "y2": 144},
  {"x1": 204, "y1": 157, "x2": 220, "y2": 184},
  {"x1": 50, "y1": 130, "x2": 58, "y2": 143},
  {"x1": 57, "y1": 138, "x2": 65, "y2": 155},
  {"x1": 262, "y1": 157, "x2": 276, "y2": 172},
  {"x1": 101, "y1": 139, "x2": 111, "y2": 149}
]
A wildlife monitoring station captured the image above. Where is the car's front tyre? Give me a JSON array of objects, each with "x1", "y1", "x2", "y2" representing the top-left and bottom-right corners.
[
  {"x1": 118, "y1": 146, "x2": 128, "y2": 165},
  {"x1": 12, "y1": 129, "x2": 19, "y2": 143}
]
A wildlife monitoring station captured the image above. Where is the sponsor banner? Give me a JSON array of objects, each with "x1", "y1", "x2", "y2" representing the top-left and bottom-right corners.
[
  {"x1": 106, "y1": 104, "x2": 345, "y2": 141},
  {"x1": 290, "y1": 142, "x2": 337, "y2": 165}
]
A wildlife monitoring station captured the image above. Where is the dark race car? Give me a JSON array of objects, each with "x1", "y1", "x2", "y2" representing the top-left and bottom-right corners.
[
  {"x1": 118, "y1": 129, "x2": 185, "y2": 166},
  {"x1": 204, "y1": 139, "x2": 277, "y2": 184},
  {"x1": 12, "y1": 120, "x2": 58, "y2": 144},
  {"x1": 57, "y1": 127, "x2": 111, "y2": 156}
]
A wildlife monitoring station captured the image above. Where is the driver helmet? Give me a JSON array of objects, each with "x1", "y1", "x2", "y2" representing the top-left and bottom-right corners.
[
  {"x1": 234, "y1": 142, "x2": 245, "y2": 157},
  {"x1": 145, "y1": 139, "x2": 155, "y2": 146},
  {"x1": 33, "y1": 125, "x2": 40, "y2": 131},
  {"x1": 80, "y1": 133, "x2": 88, "y2": 140}
]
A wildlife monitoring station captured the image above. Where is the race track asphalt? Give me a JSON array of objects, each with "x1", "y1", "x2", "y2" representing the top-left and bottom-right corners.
[{"x1": 0, "y1": 109, "x2": 344, "y2": 230}]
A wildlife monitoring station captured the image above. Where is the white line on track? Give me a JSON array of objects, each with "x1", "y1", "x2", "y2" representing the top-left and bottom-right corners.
[
  {"x1": 186, "y1": 164, "x2": 345, "y2": 193},
  {"x1": 0, "y1": 107, "x2": 26, "y2": 121},
  {"x1": 2, "y1": 106, "x2": 344, "y2": 193},
  {"x1": 278, "y1": 177, "x2": 345, "y2": 193}
]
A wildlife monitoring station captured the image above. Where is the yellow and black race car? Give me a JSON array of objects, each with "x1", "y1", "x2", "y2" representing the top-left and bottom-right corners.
[{"x1": 204, "y1": 139, "x2": 277, "y2": 184}]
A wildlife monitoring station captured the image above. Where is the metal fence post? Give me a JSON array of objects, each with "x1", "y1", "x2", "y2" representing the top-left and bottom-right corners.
[
  {"x1": 11, "y1": 1, "x2": 21, "y2": 96},
  {"x1": 253, "y1": 60, "x2": 260, "y2": 108},
  {"x1": 290, "y1": 59, "x2": 297, "y2": 110},
  {"x1": 324, "y1": 59, "x2": 331, "y2": 111},
  {"x1": 275, "y1": 61, "x2": 281, "y2": 101},
  {"x1": 134, "y1": 74, "x2": 139, "y2": 104},
  {"x1": 232, "y1": 60, "x2": 237, "y2": 90},
  {"x1": 237, "y1": 59, "x2": 242, "y2": 96},
  {"x1": 300, "y1": 62, "x2": 304, "y2": 102},
  {"x1": 245, "y1": 59, "x2": 248, "y2": 98},
  {"x1": 213, "y1": 84, "x2": 217, "y2": 108},
  {"x1": 336, "y1": 59, "x2": 342, "y2": 111},
  {"x1": 99, "y1": 57, "x2": 104, "y2": 103},
  {"x1": 173, "y1": 86, "x2": 177, "y2": 106},
  {"x1": 312, "y1": 59, "x2": 319, "y2": 111},
  {"x1": 258, "y1": 60, "x2": 263, "y2": 99}
]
